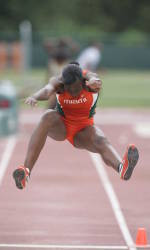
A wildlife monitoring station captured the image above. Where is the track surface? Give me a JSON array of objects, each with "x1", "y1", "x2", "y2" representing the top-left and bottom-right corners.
[{"x1": 0, "y1": 108, "x2": 150, "y2": 249}]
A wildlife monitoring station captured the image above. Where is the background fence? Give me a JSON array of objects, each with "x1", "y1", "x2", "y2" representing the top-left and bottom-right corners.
[{"x1": 0, "y1": 31, "x2": 150, "y2": 69}]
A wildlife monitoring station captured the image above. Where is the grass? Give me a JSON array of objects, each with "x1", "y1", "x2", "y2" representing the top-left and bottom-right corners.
[
  {"x1": 99, "y1": 69, "x2": 150, "y2": 108},
  {"x1": 0, "y1": 68, "x2": 150, "y2": 108}
]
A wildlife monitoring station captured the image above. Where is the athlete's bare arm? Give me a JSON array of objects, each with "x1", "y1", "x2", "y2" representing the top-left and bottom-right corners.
[
  {"x1": 25, "y1": 76, "x2": 63, "y2": 106},
  {"x1": 25, "y1": 71, "x2": 102, "y2": 107},
  {"x1": 84, "y1": 71, "x2": 102, "y2": 92},
  {"x1": 84, "y1": 71, "x2": 98, "y2": 79}
]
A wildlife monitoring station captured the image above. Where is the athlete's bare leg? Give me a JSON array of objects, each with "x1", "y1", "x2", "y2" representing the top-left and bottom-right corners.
[
  {"x1": 74, "y1": 125, "x2": 121, "y2": 172},
  {"x1": 24, "y1": 110, "x2": 66, "y2": 173}
]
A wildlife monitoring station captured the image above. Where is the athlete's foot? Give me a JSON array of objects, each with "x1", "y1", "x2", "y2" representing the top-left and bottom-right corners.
[
  {"x1": 13, "y1": 166, "x2": 30, "y2": 189},
  {"x1": 119, "y1": 144, "x2": 139, "y2": 180}
]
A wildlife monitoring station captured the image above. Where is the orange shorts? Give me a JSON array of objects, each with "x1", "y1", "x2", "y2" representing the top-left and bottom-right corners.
[{"x1": 61, "y1": 117, "x2": 94, "y2": 145}]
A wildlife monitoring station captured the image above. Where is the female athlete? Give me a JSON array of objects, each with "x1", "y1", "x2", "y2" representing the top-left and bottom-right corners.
[{"x1": 13, "y1": 63, "x2": 139, "y2": 189}]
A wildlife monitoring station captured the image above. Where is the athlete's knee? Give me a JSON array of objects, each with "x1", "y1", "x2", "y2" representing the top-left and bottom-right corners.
[{"x1": 41, "y1": 110, "x2": 60, "y2": 128}]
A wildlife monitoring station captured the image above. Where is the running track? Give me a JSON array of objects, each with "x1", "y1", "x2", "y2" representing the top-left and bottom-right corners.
[{"x1": 0, "y1": 108, "x2": 150, "y2": 250}]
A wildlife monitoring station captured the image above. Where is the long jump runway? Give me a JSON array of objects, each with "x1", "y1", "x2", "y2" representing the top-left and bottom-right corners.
[{"x1": 0, "y1": 108, "x2": 150, "y2": 250}]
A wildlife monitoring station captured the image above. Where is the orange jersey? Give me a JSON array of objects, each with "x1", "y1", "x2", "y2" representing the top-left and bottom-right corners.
[
  {"x1": 56, "y1": 88, "x2": 99, "y2": 123},
  {"x1": 56, "y1": 88, "x2": 99, "y2": 145}
]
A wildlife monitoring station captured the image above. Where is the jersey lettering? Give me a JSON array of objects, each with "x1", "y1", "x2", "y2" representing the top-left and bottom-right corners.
[
  {"x1": 64, "y1": 98, "x2": 87, "y2": 104},
  {"x1": 56, "y1": 90, "x2": 99, "y2": 121}
]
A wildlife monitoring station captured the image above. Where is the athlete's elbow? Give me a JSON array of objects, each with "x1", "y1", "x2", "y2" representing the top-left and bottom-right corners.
[
  {"x1": 49, "y1": 76, "x2": 57, "y2": 83},
  {"x1": 44, "y1": 88, "x2": 52, "y2": 99}
]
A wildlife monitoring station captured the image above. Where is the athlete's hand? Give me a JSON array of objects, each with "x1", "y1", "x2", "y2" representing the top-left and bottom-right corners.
[
  {"x1": 86, "y1": 78, "x2": 102, "y2": 92},
  {"x1": 25, "y1": 96, "x2": 38, "y2": 107}
]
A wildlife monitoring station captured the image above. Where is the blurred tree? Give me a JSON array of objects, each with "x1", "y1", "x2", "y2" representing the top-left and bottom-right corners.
[
  {"x1": 0, "y1": 0, "x2": 150, "y2": 33},
  {"x1": 137, "y1": 1, "x2": 150, "y2": 32}
]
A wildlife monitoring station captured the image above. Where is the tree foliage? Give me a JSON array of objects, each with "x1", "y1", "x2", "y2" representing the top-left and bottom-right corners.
[{"x1": 0, "y1": 0, "x2": 150, "y2": 33}]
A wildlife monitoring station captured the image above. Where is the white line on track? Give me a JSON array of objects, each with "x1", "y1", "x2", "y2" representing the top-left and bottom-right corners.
[
  {"x1": 134, "y1": 122, "x2": 150, "y2": 138},
  {"x1": 1, "y1": 243, "x2": 150, "y2": 249},
  {"x1": 0, "y1": 136, "x2": 17, "y2": 186},
  {"x1": 0, "y1": 243, "x2": 129, "y2": 249},
  {"x1": 0, "y1": 244, "x2": 150, "y2": 249},
  {"x1": 89, "y1": 153, "x2": 136, "y2": 250}
]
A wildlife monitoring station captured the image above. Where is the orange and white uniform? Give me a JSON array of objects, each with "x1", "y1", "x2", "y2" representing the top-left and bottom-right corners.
[{"x1": 56, "y1": 88, "x2": 99, "y2": 145}]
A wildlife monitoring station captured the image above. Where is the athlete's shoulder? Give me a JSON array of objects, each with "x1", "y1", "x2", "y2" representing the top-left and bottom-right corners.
[
  {"x1": 83, "y1": 85, "x2": 100, "y2": 94},
  {"x1": 55, "y1": 84, "x2": 65, "y2": 94}
]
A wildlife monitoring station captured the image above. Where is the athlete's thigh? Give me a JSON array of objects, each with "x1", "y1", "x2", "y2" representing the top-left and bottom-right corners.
[
  {"x1": 44, "y1": 110, "x2": 66, "y2": 141},
  {"x1": 74, "y1": 125, "x2": 105, "y2": 151}
]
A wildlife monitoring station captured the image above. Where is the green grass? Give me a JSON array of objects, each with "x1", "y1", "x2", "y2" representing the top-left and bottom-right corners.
[
  {"x1": 99, "y1": 70, "x2": 150, "y2": 108},
  {"x1": 0, "y1": 69, "x2": 46, "y2": 89},
  {"x1": 0, "y1": 69, "x2": 150, "y2": 108}
]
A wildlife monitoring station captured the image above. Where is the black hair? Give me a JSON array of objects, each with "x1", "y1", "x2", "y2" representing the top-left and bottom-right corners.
[
  {"x1": 69, "y1": 61, "x2": 80, "y2": 66},
  {"x1": 62, "y1": 63, "x2": 82, "y2": 85}
]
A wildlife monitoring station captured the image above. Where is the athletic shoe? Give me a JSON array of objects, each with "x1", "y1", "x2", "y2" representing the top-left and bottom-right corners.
[
  {"x1": 119, "y1": 144, "x2": 139, "y2": 180},
  {"x1": 13, "y1": 166, "x2": 30, "y2": 189}
]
